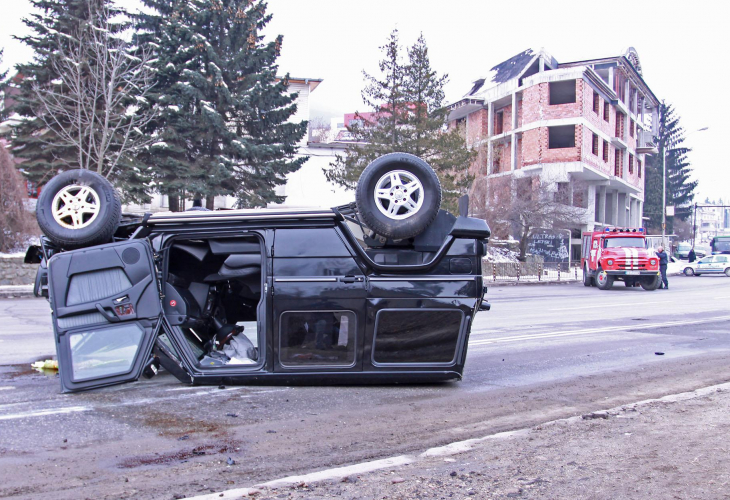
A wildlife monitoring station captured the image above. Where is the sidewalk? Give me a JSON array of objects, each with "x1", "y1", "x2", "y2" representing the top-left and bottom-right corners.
[
  {"x1": 0, "y1": 285, "x2": 35, "y2": 299},
  {"x1": 188, "y1": 382, "x2": 730, "y2": 500}
]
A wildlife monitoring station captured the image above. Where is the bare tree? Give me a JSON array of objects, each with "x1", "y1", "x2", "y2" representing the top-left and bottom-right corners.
[
  {"x1": 31, "y1": 5, "x2": 156, "y2": 179},
  {"x1": 309, "y1": 116, "x2": 331, "y2": 143},
  {"x1": 484, "y1": 175, "x2": 588, "y2": 260}
]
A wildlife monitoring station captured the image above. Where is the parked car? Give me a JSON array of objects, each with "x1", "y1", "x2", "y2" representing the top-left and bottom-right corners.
[
  {"x1": 676, "y1": 243, "x2": 692, "y2": 259},
  {"x1": 26, "y1": 153, "x2": 492, "y2": 392},
  {"x1": 681, "y1": 255, "x2": 730, "y2": 276}
]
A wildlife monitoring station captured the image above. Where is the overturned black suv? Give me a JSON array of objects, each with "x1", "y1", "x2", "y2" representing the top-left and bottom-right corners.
[{"x1": 26, "y1": 153, "x2": 490, "y2": 392}]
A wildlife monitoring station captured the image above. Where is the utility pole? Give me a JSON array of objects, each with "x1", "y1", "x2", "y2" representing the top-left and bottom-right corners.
[{"x1": 661, "y1": 149, "x2": 667, "y2": 248}]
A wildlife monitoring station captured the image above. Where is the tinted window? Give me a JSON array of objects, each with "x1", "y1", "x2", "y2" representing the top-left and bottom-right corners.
[
  {"x1": 279, "y1": 311, "x2": 355, "y2": 367},
  {"x1": 373, "y1": 310, "x2": 463, "y2": 364},
  {"x1": 69, "y1": 324, "x2": 144, "y2": 381},
  {"x1": 275, "y1": 228, "x2": 351, "y2": 257}
]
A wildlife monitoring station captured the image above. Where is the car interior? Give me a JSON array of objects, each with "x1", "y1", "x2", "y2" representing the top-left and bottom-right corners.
[{"x1": 164, "y1": 235, "x2": 263, "y2": 368}]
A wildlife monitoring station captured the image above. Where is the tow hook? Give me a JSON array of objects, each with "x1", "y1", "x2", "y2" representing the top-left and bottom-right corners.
[{"x1": 142, "y1": 356, "x2": 161, "y2": 379}]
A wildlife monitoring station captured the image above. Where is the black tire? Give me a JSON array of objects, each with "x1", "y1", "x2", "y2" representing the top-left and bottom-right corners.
[
  {"x1": 725, "y1": 268, "x2": 730, "y2": 277},
  {"x1": 355, "y1": 153, "x2": 441, "y2": 240},
  {"x1": 36, "y1": 169, "x2": 121, "y2": 249},
  {"x1": 595, "y1": 267, "x2": 613, "y2": 290},
  {"x1": 582, "y1": 265, "x2": 593, "y2": 287},
  {"x1": 683, "y1": 267, "x2": 695, "y2": 276},
  {"x1": 640, "y1": 275, "x2": 660, "y2": 291}
]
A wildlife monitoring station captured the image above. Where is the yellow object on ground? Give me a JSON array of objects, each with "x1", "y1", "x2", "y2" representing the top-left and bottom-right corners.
[{"x1": 31, "y1": 359, "x2": 58, "y2": 370}]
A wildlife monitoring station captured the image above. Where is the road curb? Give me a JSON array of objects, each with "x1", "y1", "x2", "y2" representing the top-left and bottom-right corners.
[
  {"x1": 181, "y1": 381, "x2": 730, "y2": 500},
  {"x1": 0, "y1": 286, "x2": 36, "y2": 299}
]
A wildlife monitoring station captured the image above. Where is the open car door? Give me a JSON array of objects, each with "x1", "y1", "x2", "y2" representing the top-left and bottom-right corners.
[{"x1": 47, "y1": 240, "x2": 162, "y2": 392}]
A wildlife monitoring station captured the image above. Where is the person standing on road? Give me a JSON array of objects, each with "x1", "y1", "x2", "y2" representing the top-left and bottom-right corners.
[
  {"x1": 656, "y1": 246, "x2": 669, "y2": 289},
  {"x1": 688, "y1": 247, "x2": 697, "y2": 263}
]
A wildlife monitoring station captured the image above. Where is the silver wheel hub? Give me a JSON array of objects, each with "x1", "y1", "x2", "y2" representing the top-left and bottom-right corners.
[
  {"x1": 51, "y1": 184, "x2": 101, "y2": 230},
  {"x1": 373, "y1": 170, "x2": 424, "y2": 221}
]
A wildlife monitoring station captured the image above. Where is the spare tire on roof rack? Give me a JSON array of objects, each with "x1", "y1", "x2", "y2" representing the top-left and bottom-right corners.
[
  {"x1": 36, "y1": 169, "x2": 121, "y2": 249},
  {"x1": 355, "y1": 153, "x2": 442, "y2": 240}
]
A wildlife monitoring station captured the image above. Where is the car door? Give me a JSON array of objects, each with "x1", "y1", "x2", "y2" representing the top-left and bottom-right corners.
[
  {"x1": 697, "y1": 256, "x2": 713, "y2": 274},
  {"x1": 272, "y1": 227, "x2": 366, "y2": 373},
  {"x1": 47, "y1": 240, "x2": 162, "y2": 392}
]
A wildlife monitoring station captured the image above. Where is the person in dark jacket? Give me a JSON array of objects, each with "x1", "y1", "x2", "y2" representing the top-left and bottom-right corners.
[
  {"x1": 688, "y1": 247, "x2": 697, "y2": 263},
  {"x1": 656, "y1": 246, "x2": 669, "y2": 289}
]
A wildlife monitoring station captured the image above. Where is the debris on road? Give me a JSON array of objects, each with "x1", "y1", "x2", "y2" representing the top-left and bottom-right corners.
[
  {"x1": 31, "y1": 359, "x2": 57, "y2": 371},
  {"x1": 581, "y1": 411, "x2": 609, "y2": 420}
]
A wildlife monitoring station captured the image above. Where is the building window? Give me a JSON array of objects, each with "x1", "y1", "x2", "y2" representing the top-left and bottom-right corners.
[
  {"x1": 629, "y1": 120, "x2": 635, "y2": 138},
  {"x1": 603, "y1": 102, "x2": 610, "y2": 122},
  {"x1": 638, "y1": 159, "x2": 642, "y2": 178},
  {"x1": 549, "y1": 80, "x2": 576, "y2": 105},
  {"x1": 593, "y1": 92, "x2": 600, "y2": 114},
  {"x1": 629, "y1": 153, "x2": 634, "y2": 174},
  {"x1": 554, "y1": 182, "x2": 570, "y2": 204},
  {"x1": 602, "y1": 140, "x2": 609, "y2": 162},
  {"x1": 548, "y1": 125, "x2": 576, "y2": 149},
  {"x1": 495, "y1": 110, "x2": 504, "y2": 135},
  {"x1": 615, "y1": 113, "x2": 624, "y2": 138},
  {"x1": 592, "y1": 133, "x2": 599, "y2": 155},
  {"x1": 614, "y1": 150, "x2": 622, "y2": 177}
]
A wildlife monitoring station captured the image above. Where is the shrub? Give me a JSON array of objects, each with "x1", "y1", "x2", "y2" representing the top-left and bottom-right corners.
[{"x1": 0, "y1": 141, "x2": 36, "y2": 252}]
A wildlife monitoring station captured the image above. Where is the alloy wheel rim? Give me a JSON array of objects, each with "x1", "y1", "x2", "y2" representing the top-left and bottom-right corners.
[
  {"x1": 373, "y1": 170, "x2": 424, "y2": 220},
  {"x1": 51, "y1": 184, "x2": 101, "y2": 230}
]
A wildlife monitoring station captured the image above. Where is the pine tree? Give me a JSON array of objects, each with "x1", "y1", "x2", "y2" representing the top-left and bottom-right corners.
[
  {"x1": 325, "y1": 31, "x2": 474, "y2": 214},
  {"x1": 136, "y1": 0, "x2": 307, "y2": 210},
  {"x1": 644, "y1": 102, "x2": 696, "y2": 233},
  {"x1": 9, "y1": 0, "x2": 124, "y2": 186},
  {"x1": 0, "y1": 49, "x2": 9, "y2": 122}
]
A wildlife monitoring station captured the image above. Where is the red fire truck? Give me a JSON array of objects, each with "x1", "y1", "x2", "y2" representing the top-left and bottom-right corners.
[{"x1": 580, "y1": 227, "x2": 660, "y2": 290}]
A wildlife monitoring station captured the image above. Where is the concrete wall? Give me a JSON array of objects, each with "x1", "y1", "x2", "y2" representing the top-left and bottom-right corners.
[{"x1": 0, "y1": 257, "x2": 37, "y2": 286}]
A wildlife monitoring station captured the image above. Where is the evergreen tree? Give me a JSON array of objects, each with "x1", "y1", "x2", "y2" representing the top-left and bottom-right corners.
[
  {"x1": 325, "y1": 31, "x2": 474, "y2": 214},
  {"x1": 9, "y1": 0, "x2": 123, "y2": 186},
  {"x1": 136, "y1": 0, "x2": 307, "y2": 210},
  {"x1": 0, "y1": 49, "x2": 9, "y2": 122},
  {"x1": 644, "y1": 102, "x2": 696, "y2": 233}
]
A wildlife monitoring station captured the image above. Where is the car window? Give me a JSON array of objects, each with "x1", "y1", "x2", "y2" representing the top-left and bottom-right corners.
[
  {"x1": 698, "y1": 257, "x2": 713, "y2": 264},
  {"x1": 717, "y1": 256, "x2": 728, "y2": 263},
  {"x1": 604, "y1": 237, "x2": 646, "y2": 248}
]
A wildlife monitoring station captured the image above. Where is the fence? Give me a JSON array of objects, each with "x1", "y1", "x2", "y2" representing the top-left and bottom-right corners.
[{"x1": 485, "y1": 261, "x2": 580, "y2": 283}]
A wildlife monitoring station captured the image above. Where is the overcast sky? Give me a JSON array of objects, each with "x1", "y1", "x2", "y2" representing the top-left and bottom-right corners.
[{"x1": 1, "y1": 0, "x2": 727, "y2": 202}]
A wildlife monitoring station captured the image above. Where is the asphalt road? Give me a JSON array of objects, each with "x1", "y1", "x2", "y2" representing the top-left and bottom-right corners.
[{"x1": 0, "y1": 274, "x2": 729, "y2": 499}]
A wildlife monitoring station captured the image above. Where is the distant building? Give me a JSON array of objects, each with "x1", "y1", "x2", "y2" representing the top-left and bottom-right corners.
[{"x1": 447, "y1": 48, "x2": 660, "y2": 256}]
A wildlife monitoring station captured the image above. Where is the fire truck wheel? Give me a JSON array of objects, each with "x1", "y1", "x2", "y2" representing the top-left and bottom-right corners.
[
  {"x1": 582, "y1": 265, "x2": 593, "y2": 287},
  {"x1": 640, "y1": 275, "x2": 660, "y2": 291},
  {"x1": 595, "y1": 267, "x2": 613, "y2": 290}
]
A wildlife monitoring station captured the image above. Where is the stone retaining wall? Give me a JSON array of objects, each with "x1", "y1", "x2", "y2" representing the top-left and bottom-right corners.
[{"x1": 0, "y1": 257, "x2": 38, "y2": 286}]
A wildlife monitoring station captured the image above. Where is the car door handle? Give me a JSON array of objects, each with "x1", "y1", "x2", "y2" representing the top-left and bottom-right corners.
[
  {"x1": 339, "y1": 276, "x2": 364, "y2": 283},
  {"x1": 96, "y1": 304, "x2": 120, "y2": 323}
]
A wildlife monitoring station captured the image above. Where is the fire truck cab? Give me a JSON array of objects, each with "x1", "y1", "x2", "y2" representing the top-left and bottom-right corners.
[{"x1": 581, "y1": 227, "x2": 660, "y2": 291}]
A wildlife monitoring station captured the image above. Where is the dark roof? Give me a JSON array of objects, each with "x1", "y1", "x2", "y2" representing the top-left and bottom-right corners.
[{"x1": 489, "y1": 49, "x2": 535, "y2": 84}]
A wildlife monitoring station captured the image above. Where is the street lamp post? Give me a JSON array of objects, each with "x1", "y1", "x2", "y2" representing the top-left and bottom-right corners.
[{"x1": 661, "y1": 126, "x2": 708, "y2": 249}]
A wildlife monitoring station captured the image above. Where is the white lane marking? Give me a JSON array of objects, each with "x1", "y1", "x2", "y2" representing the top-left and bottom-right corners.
[
  {"x1": 0, "y1": 406, "x2": 89, "y2": 421},
  {"x1": 468, "y1": 315, "x2": 730, "y2": 346},
  {"x1": 553, "y1": 300, "x2": 669, "y2": 311},
  {"x1": 0, "y1": 387, "x2": 15, "y2": 391},
  {"x1": 0, "y1": 386, "x2": 266, "y2": 421},
  {"x1": 187, "y1": 381, "x2": 730, "y2": 500}
]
